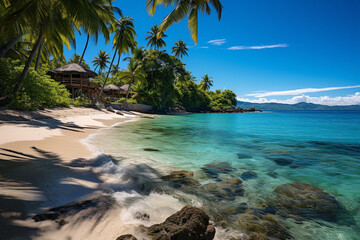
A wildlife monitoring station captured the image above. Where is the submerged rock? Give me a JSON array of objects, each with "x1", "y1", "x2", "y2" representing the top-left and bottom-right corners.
[
  {"x1": 144, "y1": 148, "x2": 160, "y2": 152},
  {"x1": 271, "y1": 157, "x2": 293, "y2": 166},
  {"x1": 240, "y1": 171, "x2": 257, "y2": 180},
  {"x1": 269, "y1": 182, "x2": 353, "y2": 224},
  {"x1": 147, "y1": 205, "x2": 215, "y2": 240},
  {"x1": 201, "y1": 162, "x2": 234, "y2": 178},
  {"x1": 161, "y1": 170, "x2": 200, "y2": 188},
  {"x1": 116, "y1": 235, "x2": 137, "y2": 240},
  {"x1": 237, "y1": 153, "x2": 252, "y2": 159},
  {"x1": 228, "y1": 209, "x2": 292, "y2": 240},
  {"x1": 202, "y1": 178, "x2": 244, "y2": 201}
]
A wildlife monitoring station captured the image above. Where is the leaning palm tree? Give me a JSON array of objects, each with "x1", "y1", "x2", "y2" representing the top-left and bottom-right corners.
[
  {"x1": 98, "y1": 16, "x2": 137, "y2": 100},
  {"x1": 171, "y1": 40, "x2": 188, "y2": 58},
  {"x1": 146, "y1": 0, "x2": 223, "y2": 45},
  {"x1": 145, "y1": 25, "x2": 167, "y2": 50},
  {"x1": 117, "y1": 59, "x2": 146, "y2": 104},
  {"x1": 78, "y1": 0, "x2": 121, "y2": 65},
  {"x1": 92, "y1": 50, "x2": 110, "y2": 74},
  {"x1": 199, "y1": 74, "x2": 213, "y2": 91}
]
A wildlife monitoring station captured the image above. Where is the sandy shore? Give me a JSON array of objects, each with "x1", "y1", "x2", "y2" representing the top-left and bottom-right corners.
[{"x1": 0, "y1": 106, "x2": 147, "y2": 239}]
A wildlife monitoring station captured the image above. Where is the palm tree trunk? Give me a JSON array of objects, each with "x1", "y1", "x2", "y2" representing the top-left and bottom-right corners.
[
  {"x1": 0, "y1": 35, "x2": 22, "y2": 58},
  {"x1": 13, "y1": 29, "x2": 43, "y2": 94},
  {"x1": 79, "y1": 34, "x2": 89, "y2": 65},
  {"x1": 116, "y1": 52, "x2": 121, "y2": 70},
  {"x1": 124, "y1": 81, "x2": 132, "y2": 105},
  {"x1": 35, "y1": 42, "x2": 42, "y2": 71},
  {"x1": 97, "y1": 48, "x2": 118, "y2": 101}
]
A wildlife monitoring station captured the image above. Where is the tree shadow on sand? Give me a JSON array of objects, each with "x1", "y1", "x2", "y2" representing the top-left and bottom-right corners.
[{"x1": 0, "y1": 146, "x2": 103, "y2": 238}]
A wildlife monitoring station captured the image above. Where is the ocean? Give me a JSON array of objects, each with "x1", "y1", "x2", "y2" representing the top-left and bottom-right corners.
[{"x1": 89, "y1": 111, "x2": 360, "y2": 239}]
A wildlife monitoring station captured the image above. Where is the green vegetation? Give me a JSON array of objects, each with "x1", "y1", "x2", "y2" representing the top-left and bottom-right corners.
[
  {"x1": 0, "y1": 58, "x2": 70, "y2": 110},
  {"x1": 1, "y1": 0, "x2": 234, "y2": 112}
]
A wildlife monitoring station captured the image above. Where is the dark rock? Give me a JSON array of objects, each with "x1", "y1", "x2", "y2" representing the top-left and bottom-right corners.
[
  {"x1": 116, "y1": 234, "x2": 137, "y2": 240},
  {"x1": 144, "y1": 148, "x2": 160, "y2": 152},
  {"x1": 202, "y1": 162, "x2": 234, "y2": 178},
  {"x1": 202, "y1": 178, "x2": 244, "y2": 201},
  {"x1": 228, "y1": 209, "x2": 292, "y2": 240},
  {"x1": 116, "y1": 111, "x2": 124, "y2": 115},
  {"x1": 269, "y1": 182, "x2": 353, "y2": 224},
  {"x1": 272, "y1": 157, "x2": 293, "y2": 166},
  {"x1": 33, "y1": 196, "x2": 115, "y2": 226},
  {"x1": 135, "y1": 212, "x2": 150, "y2": 221},
  {"x1": 147, "y1": 205, "x2": 215, "y2": 240},
  {"x1": 240, "y1": 171, "x2": 257, "y2": 180},
  {"x1": 106, "y1": 106, "x2": 115, "y2": 112},
  {"x1": 161, "y1": 170, "x2": 200, "y2": 188}
]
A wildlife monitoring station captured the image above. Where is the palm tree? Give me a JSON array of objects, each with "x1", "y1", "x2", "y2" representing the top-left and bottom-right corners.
[
  {"x1": 172, "y1": 40, "x2": 188, "y2": 58},
  {"x1": 98, "y1": 16, "x2": 137, "y2": 100},
  {"x1": 146, "y1": 0, "x2": 223, "y2": 45},
  {"x1": 92, "y1": 50, "x2": 110, "y2": 74},
  {"x1": 0, "y1": 0, "x2": 116, "y2": 105},
  {"x1": 145, "y1": 25, "x2": 167, "y2": 50},
  {"x1": 199, "y1": 74, "x2": 213, "y2": 91},
  {"x1": 117, "y1": 59, "x2": 146, "y2": 104},
  {"x1": 78, "y1": 0, "x2": 121, "y2": 65}
]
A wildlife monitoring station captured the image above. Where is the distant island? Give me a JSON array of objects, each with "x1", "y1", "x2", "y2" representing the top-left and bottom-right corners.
[{"x1": 237, "y1": 101, "x2": 360, "y2": 111}]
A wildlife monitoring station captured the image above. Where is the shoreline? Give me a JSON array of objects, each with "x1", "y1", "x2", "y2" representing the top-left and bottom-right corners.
[{"x1": 0, "y1": 106, "x2": 148, "y2": 239}]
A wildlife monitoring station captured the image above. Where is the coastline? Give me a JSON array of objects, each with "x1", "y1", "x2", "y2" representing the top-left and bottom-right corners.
[{"x1": 0, "y1": 107, "x2": 148, "y2": 239}]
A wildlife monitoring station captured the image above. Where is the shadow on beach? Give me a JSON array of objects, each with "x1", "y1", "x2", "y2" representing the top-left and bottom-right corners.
[{"x1": 0, "y1": 146, "x2": 103, "y2": 239}]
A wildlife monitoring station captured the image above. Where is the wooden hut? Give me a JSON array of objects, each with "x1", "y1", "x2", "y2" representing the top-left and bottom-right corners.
[
  {"x1": 47, "y1": 63, "x2": 99, "y2": 98},
  {"x1": 103, "y1": 84, "x2": 121, "y2": 98}
]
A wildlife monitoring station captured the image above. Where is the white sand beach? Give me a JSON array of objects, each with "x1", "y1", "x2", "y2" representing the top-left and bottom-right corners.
[{"x1": 0, "y1": 107, "x2": 146, "y2": 239}]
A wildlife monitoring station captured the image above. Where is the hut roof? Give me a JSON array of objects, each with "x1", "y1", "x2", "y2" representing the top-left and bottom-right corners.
[
  {"x1": 47, "y1": 63, "x2": 97, "y2": 77},
  {"x1": 119, "y1": 84, "x2": 130, "y2": 92},
  {"x1": 103, "y1": 84, "x2": 121, "y2": 92}
]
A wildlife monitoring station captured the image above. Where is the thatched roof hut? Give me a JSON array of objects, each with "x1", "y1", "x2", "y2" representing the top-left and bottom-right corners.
[
  {"x1": 119, "y1": 84, "x2": 130, "y2": 93},
  {"x1": 48, "y1": 63, "x2": 97, "y2": 77},
  {"x1": 47, "y1": 63, "x2": 99, "y2": 98},
  {"x1": 103, "y1": 84, "x2": 121, "y2": 92}
]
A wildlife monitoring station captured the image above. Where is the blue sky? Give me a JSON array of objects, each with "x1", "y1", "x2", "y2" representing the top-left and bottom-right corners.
[{"x1": 63, "y1": 0, "x2": 360, "y2": 105}]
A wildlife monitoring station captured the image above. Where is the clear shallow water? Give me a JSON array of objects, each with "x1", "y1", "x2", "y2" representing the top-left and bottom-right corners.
[{"x1": 91, "y1": 111, "x2": 360, "y2": 239}]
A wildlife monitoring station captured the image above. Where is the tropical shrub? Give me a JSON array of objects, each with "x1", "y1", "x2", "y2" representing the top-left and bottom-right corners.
[
  {"x1": 71, "y1": 97, "x2": 93, "y2": 107},
  {"x1": 0, "y1": 58, "x2": 71, "y2": 110},
  {"x1": 208, "y1": 89, "x2": 237, "y2": 110},
  {"x1": 175, "y1": 81, "x2": 209, "y2": 109}
]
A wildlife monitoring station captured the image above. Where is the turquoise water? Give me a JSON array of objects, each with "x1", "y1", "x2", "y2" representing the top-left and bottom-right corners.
[{"x1": 91, "y1": 111, "x2": 360, "y2": 239}]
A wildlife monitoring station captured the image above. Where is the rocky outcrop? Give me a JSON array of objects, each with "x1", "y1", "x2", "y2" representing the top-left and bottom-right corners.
[
  {"x1": 116, "y1": 235, "x2": 137, "y2": 240},
  {"x1": 161, "y1": 170, "x2": 200, "y2": 188},
  {"x1": 269, "y1": 182, "x2": 353, "y2": 224},
  {"x1": 147, "y1": 205, "x2": 215, "y2": 240}
]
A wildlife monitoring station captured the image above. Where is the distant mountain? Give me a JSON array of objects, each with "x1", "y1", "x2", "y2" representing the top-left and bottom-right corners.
[{"x1": 237, "y1": 101, "x2": 360, "y2": 111}]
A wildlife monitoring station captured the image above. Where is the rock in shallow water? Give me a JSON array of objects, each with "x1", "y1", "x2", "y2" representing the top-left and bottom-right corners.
[
  {"x1": 240, "y1": 171, "x2": 257, "y2": 180},
  {"x1": 201, "y1": 162, "x2": 234, "y2": 178},
  {"x1": 269, "y1": 182, "x2": 354, "y2": 224},
  {"x1": 228, "y1": 209, "x2": 292, "y2": 240},
  {"x1": 147, "y1": 205, "x2": 215, "y2": 240},
  {"x1": 161, "y1": 170, "x2": 200, "y2": 188},
  {"x1": 144, "y1": 148, "x2": 160, "y2": 152},
  {"x1": 202, "y1": 178, "x2": 244, "y2": 201}
]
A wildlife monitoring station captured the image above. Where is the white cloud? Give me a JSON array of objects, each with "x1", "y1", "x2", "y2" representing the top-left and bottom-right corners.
[
  {"x1": 237, "y1": 92, "x2": 360, "y2": 106},
  {"x1": 208, "y1": 39, "x2": 226, "y2": 46},
  {"x1": 247, "y1": 85, "x2": 360, "y2": 98},
  {"x1": 228, "y1": 44, "x2": 288, "y2": 50},
  {"x1": 199, "y1": 46, "x2": 209, "y2": 49}
]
